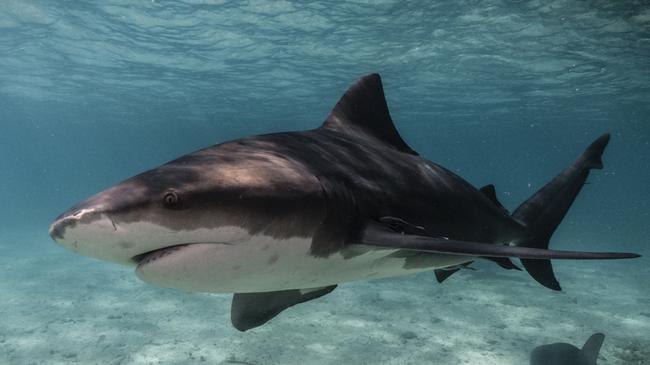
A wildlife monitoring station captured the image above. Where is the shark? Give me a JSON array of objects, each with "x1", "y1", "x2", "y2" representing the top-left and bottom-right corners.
[
  {"x1": 49, "y1": 74, "x2": 640, "y2": 331},
  {"x1": 530, "y1": 333, "x2": 605, "y2": 365}
]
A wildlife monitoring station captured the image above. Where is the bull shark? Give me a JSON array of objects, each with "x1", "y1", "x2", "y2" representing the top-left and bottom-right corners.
[
  {"x1": 49, "y1": 74, "x2": 640, "y2": 331},
  {"x1": 530, "y1": 333, "x2": 605, "y2": 365}
]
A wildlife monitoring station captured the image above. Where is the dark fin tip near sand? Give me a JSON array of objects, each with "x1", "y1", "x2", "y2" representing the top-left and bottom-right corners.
[
  {"x1": 435, "y1": 268, "x2": 460, "y2": 283},
  {"x1": 434, "y1": 262, "x2": 474, "y2": 283},
  {"x1": 582, "y1": 333, "x2": 605, "y2": 365},
  {"x1": 530, "y1": 332, "x2": 605, "y2": 365}
]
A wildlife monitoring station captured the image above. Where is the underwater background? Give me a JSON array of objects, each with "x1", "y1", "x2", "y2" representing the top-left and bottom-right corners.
[{"x1": 1, "y1": 1, "x2": 649, "y2": 364}]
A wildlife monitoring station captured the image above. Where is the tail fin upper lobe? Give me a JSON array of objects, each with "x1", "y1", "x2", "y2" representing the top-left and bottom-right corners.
[{"x1": 512, "y1": 134, "x2": 611, "y2": 291}]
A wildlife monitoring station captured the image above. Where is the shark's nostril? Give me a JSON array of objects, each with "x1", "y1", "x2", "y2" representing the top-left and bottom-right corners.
[
  {"x1": 50, "y1": 207, "x2": 103, "y2": 242},
  {"x1": 49, "y1": 216, "x2": 76, "y2": 240}
]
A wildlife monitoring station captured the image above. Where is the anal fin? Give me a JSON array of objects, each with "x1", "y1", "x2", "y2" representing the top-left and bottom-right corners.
[
  {"x1": 231, "y1": 285, "x2": 336, "y2": 331},
  {"x1": 484, "y1": 257, "x2": 522, "y2": 271},
  {"x1": 435, "y1": 268, "x2": 460, "y2": 283},
  {"x1": 434, "y1": 262, "x2": 474, "y2": 283}
]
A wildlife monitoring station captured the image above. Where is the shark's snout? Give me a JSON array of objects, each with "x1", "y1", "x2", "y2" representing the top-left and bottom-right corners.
[
  {"x1": 49, "y1": 198, "x2": 125, "y2": 261},
  {"x1": 49, "y1": 215, "x2": 74, "y2": 240},
  {"x1": 50, "y1": 207, "x2": 102, "y2": 238}
]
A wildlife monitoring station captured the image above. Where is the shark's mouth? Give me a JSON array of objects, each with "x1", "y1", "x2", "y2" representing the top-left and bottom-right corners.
[
  {"x1": 132, "y1": 244, "x2": 191, "y2": 266},
  {"x1": 132, "y1": 242, "x2": 234, "y2": 267}
]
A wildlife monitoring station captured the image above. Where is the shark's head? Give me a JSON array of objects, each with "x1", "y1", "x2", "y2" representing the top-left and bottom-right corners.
[{"x1": 49, "y1": 140, "x2": 324, "y2": 268}]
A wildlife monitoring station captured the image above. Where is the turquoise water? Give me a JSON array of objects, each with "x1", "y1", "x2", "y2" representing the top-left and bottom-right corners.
[{"x1": 1, "y1": 1, "x2": 649, "y2": 364}]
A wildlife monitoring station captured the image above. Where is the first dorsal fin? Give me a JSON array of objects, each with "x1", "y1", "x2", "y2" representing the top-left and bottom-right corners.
[{"x1": 321, "y1": 74, "x2": 418, "y2": 155}]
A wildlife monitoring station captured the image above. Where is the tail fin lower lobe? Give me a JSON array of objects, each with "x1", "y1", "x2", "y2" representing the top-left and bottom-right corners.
[{"x1": 512, "y1": 134, "x2": 610, "y2": 291}]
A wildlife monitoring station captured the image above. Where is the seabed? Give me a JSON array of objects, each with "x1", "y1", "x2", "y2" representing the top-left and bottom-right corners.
[{"x1": 1, "y1": 232, "x2": 648, "y2": 365}]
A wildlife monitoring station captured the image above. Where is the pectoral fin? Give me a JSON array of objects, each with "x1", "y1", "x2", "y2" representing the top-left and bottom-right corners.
[
  {"x1": 231, "y1": 285, "x2": 336, "y2": 331},
  {"x1": 358, "y1": 220, "x2": 639, "y2": 260}
]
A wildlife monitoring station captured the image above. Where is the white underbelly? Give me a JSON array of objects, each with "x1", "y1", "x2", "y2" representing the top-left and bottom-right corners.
[{"x1": 136, "y1": 235, "x2": 473, "y2": 293}]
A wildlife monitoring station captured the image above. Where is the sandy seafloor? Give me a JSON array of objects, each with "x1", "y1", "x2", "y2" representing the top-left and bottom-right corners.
[{"x1": 1, "y1": 231, "x2": 648, "y2": 365}]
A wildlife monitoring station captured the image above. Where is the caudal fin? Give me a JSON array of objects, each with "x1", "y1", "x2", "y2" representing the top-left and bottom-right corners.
[{"x1": 512, "y1": 134, "x2": 611, "y2": 291}]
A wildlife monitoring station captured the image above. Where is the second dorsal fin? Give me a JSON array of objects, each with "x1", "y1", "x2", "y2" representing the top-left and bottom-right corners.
[
  {"x1": 479, "y1": 184, "x2": 508, "y2": 214},
  {"x1": 321, "y1": 74, "x2": 418, "y2": 155}
]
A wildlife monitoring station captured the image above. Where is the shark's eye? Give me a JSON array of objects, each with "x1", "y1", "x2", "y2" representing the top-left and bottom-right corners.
[{"x1": 163, "y1": 191, "x2": 179, "y2": 207}]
